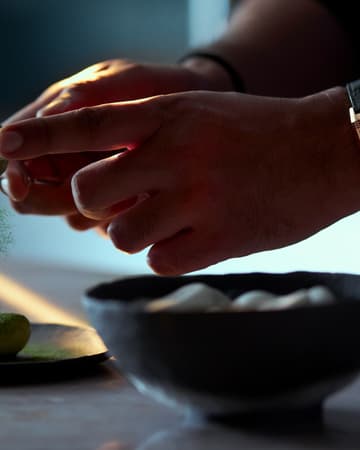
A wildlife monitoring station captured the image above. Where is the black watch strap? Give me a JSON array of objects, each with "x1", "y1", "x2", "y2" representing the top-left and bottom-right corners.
[
  {"x1": 346, "y1": 79, "x2": 360, "y2": 113},
  {"x1": 346, "y1": 79, "x2": 360, "y2": 143}
]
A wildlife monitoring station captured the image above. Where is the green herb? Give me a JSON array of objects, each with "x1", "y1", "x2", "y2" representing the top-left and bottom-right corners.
[
  {"x1": 20, "y1": 344, "x2": 81, "y2": 361},
  {"x1": 0, "y1": 208, "x2": 13, "y2": 255}
]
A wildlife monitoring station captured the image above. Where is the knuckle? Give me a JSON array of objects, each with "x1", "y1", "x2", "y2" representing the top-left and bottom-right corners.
[
  {"x1": 95, "y1": 60, "x2": 112, "y2": 71},
  {"x1": 66, "y1": 83, "x2": 90, "y2": 99},
  {"x1": 73, "y1": 107, "x2": 104, "y2": 147},
  {"x1": 161, "y1": 93, "x2": 192, "y2": 118},
  {"x1": 125, "y1": 61, "x2": 146, "y2": 76},
  {"x1": 68, "y1": 83, "x2": 86, "y2": 94},
  {"x1": 36, "y1": 117, "x2": 54, "y2": 153}
]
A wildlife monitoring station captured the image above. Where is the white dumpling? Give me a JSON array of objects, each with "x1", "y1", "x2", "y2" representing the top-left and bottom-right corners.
[
  {"x1": 258, "y1": 289, "x2": 310, "y2": 311},
  {"x1": 145, "y1": 282, "x2": 231, "y2": 312},
  {"x1": 231, "y1": 290, "x2": 276, "y2": 310},
  {"x1": 307, "y1": 285, "x2": 335, "y2": 305}
]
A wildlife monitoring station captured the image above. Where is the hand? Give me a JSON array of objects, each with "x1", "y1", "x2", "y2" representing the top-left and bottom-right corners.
[
  {"x1": 1, "y1": 88, "x2": 357, "y2": 274},
  {"x1": 1, "y1": 58, "x2": 230, "y2": 231},
  {"x1": 4, "y1": 58, "x2": 228, "y2": 124}
]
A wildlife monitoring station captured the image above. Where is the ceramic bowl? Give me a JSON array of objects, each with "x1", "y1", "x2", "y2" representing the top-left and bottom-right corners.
[{"x1": 82, "y1": 272, "x2": 360, "y2": 417}]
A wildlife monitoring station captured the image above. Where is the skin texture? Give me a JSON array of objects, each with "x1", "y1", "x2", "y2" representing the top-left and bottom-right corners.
[{"x1": 0, "y1": 88, "x2": 359, "y2": 275}]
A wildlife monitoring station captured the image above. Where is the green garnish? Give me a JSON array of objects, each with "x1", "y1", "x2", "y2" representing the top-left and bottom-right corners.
[{"x1": 20, "y1": 344, "x2": 83, "y2": 361}]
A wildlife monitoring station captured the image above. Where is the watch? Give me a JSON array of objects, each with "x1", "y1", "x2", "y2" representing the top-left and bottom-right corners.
[{"x1": 346, "y1": 79, "x2": 360, "y2": 142}]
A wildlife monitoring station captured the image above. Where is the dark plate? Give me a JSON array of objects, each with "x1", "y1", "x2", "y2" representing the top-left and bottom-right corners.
[
  {"x1": 0, "y1": 323, "x2": 109, "y2": 382},
  {"x1": 82, "y1": 272, "x2": 360, "y2": 416}
]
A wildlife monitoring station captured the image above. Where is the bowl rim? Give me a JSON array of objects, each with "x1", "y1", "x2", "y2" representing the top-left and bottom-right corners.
[{"x1": 83, "y1": 270, "x2": 360, "y2": 318}]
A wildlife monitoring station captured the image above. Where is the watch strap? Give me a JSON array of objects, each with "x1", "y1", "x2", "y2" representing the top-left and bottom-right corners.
[
  {"x1": 346, "y1": 80, "x2": 360, "y2": 143},
  {"x1": 346, "y1": 79, "x2": 360, "y2": 113},
  {"x1": 178, "y1": 51, "x2": 245, "y2": 92}
]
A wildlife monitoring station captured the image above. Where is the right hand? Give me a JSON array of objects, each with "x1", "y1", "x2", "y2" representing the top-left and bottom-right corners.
[
  {"x1": 2, "y1": 57, "x2": 229, "y2": 231},
  {"x1": 1, "y1": 88, "x2": 357, "y2": 275}
]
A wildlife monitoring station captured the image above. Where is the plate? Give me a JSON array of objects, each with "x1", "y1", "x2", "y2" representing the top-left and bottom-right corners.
[{"x1": 0, "y1": 323, "x2": 109, "y2": 381}]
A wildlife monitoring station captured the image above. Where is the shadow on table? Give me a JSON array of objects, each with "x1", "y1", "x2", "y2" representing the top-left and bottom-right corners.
[
  {"x1": 0, "y1": 360, "x2": 123, "y2": 386},
  {"x1": 136, "y1": 405, "x2": 360, "y2": 450}
]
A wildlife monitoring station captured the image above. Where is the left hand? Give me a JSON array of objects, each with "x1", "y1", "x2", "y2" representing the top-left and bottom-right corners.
[
  {"x1": 0, "y1": 89, "x2": 357, "y2": 274},
  {"x1": 1, "y1": 58, "x2": 224, "y2": 231}
]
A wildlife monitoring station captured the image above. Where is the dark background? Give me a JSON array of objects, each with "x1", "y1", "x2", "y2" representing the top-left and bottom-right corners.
[{"x1": 0, "y1": 0, "x2": 188, "y2": 121}]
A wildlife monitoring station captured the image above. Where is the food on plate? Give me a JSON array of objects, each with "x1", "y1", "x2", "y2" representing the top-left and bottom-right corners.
[{"x1": 0, "y1": 313, "x2": 31, "y2": 356}]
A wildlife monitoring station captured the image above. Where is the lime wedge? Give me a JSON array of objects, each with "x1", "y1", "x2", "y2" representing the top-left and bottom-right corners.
[{"x1": 0, "y1": 313, "x2": 31, "y2": 356}]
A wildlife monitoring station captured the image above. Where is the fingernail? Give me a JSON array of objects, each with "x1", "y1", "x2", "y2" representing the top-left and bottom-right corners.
[
  {"x1": 0, "y1": 176, "x2": 16, "y2": 201},
  {"x1": 0, "y1": 176, "x2": 10, "y2": 197},
  {"x1": 0, "y1": 130, "x2": 23, "y2": 154}
]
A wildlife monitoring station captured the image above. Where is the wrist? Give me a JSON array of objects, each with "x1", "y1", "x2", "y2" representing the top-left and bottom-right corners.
[
  {"x1": 306, "y1": 86, "x2": 360, "y2": 215},
  {"x1": 179, "y1": 54, "x2": 242, "y2": 92}
]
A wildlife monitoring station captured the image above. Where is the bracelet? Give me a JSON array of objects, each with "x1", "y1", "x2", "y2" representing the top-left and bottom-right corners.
[{"x1": 178, "y1": 51, "x2": 245, "y2": 92}]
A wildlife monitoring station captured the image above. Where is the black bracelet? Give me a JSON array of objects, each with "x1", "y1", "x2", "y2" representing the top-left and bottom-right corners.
[{"x1": 178, "y1": 51, "x2": 245, "y2": 93}]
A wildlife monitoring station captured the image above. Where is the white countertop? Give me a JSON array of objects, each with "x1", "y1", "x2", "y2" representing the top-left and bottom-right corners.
[{"x1": 1, "y1": 258, "x2": 360, "y2": 450}]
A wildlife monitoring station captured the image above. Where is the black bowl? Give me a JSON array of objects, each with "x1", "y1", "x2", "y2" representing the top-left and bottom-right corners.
[{"x1": 82, "y1": 271, "x2": 360, "y2": 416}]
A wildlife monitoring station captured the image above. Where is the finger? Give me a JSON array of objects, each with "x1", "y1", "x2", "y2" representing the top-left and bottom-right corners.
[
  {"x1": 76, "y1": 194, "x2": 143, "y2": 221},
  {"x1": 71, "y1": 149, "x2": 171, "y2": 216},
  {"x1": 65, "y1": 213, "x2": 100, "y2": 231},
  {"x1": 107, "y1": 192, "x2": 190, "y2": 254},
  {"x1": 2, "y1": 89, "x2": 60, "y2": 126},
  {"x1": 36, "y1": 61, "x2": 119, "y2": 117},
  {"x1": 38, "y1": 81, "x2": 116, "y2": 118},
  {"x1": 23, "y1": 156, "x2": 62, "y2": 183},
  {"x1": 10, "y1": 181, "x2": 75, "y2": 215},
  {"x1": 5, "y1": 161, "x2": 31, "y2": 201},
  {"x1": 147, "y1": 229, "x2": 224, "y2": 275},
  {"x1": 3, "y1": 153, "x2": 95, "y2": 203},
  {"x1": 0, "y1": 97, "x2": 164, "y2": 159},
  {"x1": 37, "y1": 88, "x2": 90, "y2": 117}
]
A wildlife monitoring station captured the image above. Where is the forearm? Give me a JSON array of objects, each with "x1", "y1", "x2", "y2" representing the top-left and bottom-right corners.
[{"x1": 182, "y1": 0, "x2": 356, "y2": 96}]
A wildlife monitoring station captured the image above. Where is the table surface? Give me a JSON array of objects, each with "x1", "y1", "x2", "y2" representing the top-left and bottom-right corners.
[{"x1": 1, "y1": 258, "x2": 360, "y2": 450}]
